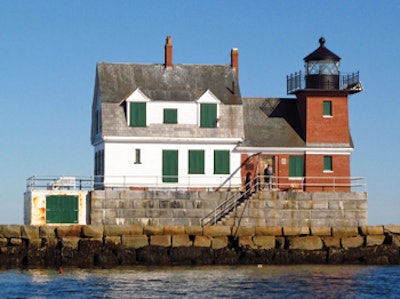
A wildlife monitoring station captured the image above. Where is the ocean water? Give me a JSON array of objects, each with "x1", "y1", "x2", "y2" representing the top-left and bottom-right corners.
[{"x1": 0, "y1": 265, "x2": 399, "y2": 299}]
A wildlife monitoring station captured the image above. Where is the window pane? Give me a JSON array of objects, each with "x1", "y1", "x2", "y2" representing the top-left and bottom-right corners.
[
  {"x1": 164, "y1": 109, "x2": 177, "y2": 124},
  {"x1": 200, "y1": 104, "x2": 217, "y2": 128},
  {"x1": 130, "y1": 102, "x2": 146, "y2": 127},
  {"x1": 135, "y1": 149, "x2": 141, "y2": 164},
  {"x1": 289, "y1": 156, "x2": 304, "y2": 177},
  {"x1": 323, "y1": 101, "x2": 332, "y2": 116},
  {"x1": 214, "y1": 150, "x2": 230, "y2": 174},
  {"x1": 189, "y1": 150, "x2": 204, "y2": 174},
  {"x1": 324, "y1": 156, "x2": 333, "y2": 171}
]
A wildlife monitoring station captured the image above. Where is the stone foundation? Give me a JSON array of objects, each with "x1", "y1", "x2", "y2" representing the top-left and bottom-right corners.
[
  {"x1": 0, "y1": 224, "x2": 399, "y2": 269},
  {"x1": 89, "y1": 190, "x2": 368, "y2": 227}
]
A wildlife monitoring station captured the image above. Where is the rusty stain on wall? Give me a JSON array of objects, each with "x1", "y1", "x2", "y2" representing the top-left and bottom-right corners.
[{"x1": 25, "y1": 191, "x2": 89, "y2": 225}]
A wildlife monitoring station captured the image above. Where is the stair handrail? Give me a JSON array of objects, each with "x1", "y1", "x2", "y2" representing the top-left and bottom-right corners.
[
  {"x1": 201, "y1": 189, "x2": 244, "y2": 226},
  {"x1": 201, "y1": 177, "x2": 257, "y2": 226},
  {"x1": 215, "y1": 152, "x2": 261, "y2": 191}
]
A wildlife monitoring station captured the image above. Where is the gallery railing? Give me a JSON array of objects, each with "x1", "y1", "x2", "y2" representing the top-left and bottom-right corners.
[{"x1": 286, "y1": 71, "x2": 361, "y2": 94}]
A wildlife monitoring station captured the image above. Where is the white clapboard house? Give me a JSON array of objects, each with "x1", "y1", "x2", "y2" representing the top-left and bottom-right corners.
[{"x1": 91, "y1": 36, "x2": 244, "y2": 190}]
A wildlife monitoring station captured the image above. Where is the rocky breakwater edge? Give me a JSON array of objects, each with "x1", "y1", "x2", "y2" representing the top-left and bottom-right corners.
[{"x1": 0, "y1": 224, "x2": 400, "y2": 269}]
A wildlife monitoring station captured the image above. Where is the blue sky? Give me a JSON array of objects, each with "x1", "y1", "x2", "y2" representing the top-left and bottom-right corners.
[{"x1": 0, "y1": 1, "x2": 399, "y2": 225}]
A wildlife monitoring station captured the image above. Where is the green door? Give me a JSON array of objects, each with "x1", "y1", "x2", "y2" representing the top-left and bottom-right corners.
[
  {"x1": 162, "y1": 150, "x2": 178, "y2": 183},
  {"x1": 46, "y1": 195, "x2": 78, "y2": 223},
  {"x1": 289, "y1": 156, "x2": 304, "y2": 177}
]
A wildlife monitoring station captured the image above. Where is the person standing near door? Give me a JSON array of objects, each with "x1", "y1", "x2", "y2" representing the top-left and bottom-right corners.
[{"x1": 264, "y1": 164, "x2": 273, "y2": 189}]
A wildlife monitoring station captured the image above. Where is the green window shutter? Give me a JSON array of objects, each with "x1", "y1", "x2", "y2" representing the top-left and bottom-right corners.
[
  {"x1": 289, "y1": 156, "x2": 304, "y2": 177},
  {"x1": 162, "y1": 150, "x2": 178, "y2": 183},
  {"x1": 164, "y1": 109, "x2": 177, "y2": 124},
  {"x1": 214, "y1": 150, "x2": 230, "y2": 174},
  {"x1": 130, "y1": 102, "x2": 146, "y2": 127},
  {"x1": 189, "y1": 150, "x2": 205, "y2": 174},
  {"x1": 324, "y1": 156, "x2": 333, "y2": 171},
  {"x1": 46, "y1": 195, "x2": 78, "y2": 224},
  {"x1": 323, "y1": 101, "x2": 332, "y2": 116},
  {"x1": 200, "y1": 103, "x2": 217, "y2": 128}
]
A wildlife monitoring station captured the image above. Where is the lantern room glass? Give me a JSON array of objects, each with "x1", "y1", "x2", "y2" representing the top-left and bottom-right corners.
[{"x1": 306, "y1": 60, "x2": 340, "y2": 75}]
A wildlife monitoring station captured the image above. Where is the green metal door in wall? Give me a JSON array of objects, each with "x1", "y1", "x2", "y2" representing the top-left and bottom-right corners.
[
  {"x1": 162, "y1": 150, "x2": 178, "y2": 183},
  {"x1": 46, "y1": 195, "x2": 78, "y2": 224}
]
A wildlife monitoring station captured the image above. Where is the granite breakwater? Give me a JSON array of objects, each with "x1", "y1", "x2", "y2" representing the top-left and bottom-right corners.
[{"x1": 0, "y1": 224, "x2": 399, "y2": 269}]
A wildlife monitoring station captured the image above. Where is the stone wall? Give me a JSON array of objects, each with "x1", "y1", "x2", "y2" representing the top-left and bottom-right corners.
[
  {"x1": 0, "y1": 224, "x2": 399, "y2": 269},
  {"x1": 89, "y1": 190, "x2": 368, "y2": 227},
  {"x1": 89, "y1": 189, "x2": 231, "y2": 226},
  {"x1": 224, "y1": 191, "x2": 368, "y2": 227}
]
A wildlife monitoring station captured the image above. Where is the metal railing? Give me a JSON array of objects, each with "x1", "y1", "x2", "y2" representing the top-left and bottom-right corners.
[
  {"x1": 201, "y1": 179, "x2": 256, "y2": 226},
  {"x1": 26, "y1": 174, "x2": 366, "y2": 192},
  {"x1": 286, "y1": 71, "x2": 360, "y2": 94},
  {"x1": 26, "y1": 175, "x2": 95, "y2": 191},
  {"x1": 26, "y1": 174, "x2": 241, "y2": 192},
  {"x1": 255, "y1": 175, "x2": 366, "y2": 192}
]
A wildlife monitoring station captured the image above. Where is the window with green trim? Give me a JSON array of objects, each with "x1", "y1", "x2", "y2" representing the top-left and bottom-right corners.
[
  {"x1": 289, "y1": 156, "x2": 304, "y2": 177},
  {"x1": 324, "y1": 156, "x2": 333, "y2": 171},
  {"x1": 214, "y1": 150, "x2": 230, "y2": 174},
  {"x1": 200, "y1": 103, "x2": 217, "y2": 128},
  {"x1": 323, "y1": 101, "x2": 332, "y2": 116},
  {"x1": 188, "y1": 150, "x2": 205, "y2": 174},
  {"x1": 164, "y1": 108, "x2": 177, "y2": 124},
  {"x1": 130, "y1": 102, "x2": 146, "y2": 127}
]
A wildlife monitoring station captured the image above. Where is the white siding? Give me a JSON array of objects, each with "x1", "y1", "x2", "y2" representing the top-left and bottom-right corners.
[
  {"x1": 147, "y1": 102, "x2": 197, "y2": 125},
  {"x1": 103, "y1": 142, "x2": 241, "y2": 188}
]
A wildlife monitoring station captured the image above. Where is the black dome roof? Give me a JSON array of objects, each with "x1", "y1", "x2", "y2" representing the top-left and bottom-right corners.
[{"x1": 304, "y1": 37, "x2": 341, "y2": 62}]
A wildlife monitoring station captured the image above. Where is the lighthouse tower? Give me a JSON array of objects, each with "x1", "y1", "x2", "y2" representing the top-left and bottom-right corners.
[{"x1": 287, "y1": 37, "x2": 363, "y2": 191}]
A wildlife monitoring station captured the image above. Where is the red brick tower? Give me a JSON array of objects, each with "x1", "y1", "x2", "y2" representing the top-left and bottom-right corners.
[{"x1": 287, "y1": 37, "x2": 363, "y2": 191}]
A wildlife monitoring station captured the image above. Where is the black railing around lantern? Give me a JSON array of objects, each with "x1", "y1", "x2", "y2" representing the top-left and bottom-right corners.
[{"x1": 287, "y1": 71, "x2": 361, "y2": 94}]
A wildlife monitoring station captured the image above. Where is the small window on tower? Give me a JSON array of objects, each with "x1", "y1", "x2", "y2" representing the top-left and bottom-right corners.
[
  {"x1": 323, "y1": 156, "x2": 333, "y2": 172},
  {"x1": 323, "y1": 101, "x2": 332, "y2": 117}
]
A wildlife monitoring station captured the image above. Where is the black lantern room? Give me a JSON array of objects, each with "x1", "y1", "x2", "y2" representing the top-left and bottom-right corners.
[
  {"x1": 287, "y1": 37, "x2": 362, "y2": 94},
  {"x1": 304, "y1": 37, "x2": 340, "y2": 90}
]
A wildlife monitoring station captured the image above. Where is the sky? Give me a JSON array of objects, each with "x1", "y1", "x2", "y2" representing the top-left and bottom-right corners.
[{"x1": 0, "y1": 0, "x2": 399, "y2": 225}]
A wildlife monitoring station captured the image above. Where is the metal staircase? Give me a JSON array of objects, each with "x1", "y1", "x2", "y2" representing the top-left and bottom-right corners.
[
  {"x1": 201, "y1": 179, "x2": 261, "y2": 226},
  {"x1": 201, "y1": 152, "x2": 261, "y2": 226}
]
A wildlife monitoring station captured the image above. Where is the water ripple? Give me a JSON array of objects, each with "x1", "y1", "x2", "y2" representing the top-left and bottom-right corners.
[{"x1": 0, "y1": 265, "x2": 399, "y2": 298}]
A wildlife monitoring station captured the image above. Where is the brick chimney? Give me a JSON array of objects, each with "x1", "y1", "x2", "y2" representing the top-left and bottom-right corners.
[
  {"x1": 231, "y1": 48, "x2": 239, "y2": 79},
  {"x1": 165, "y1": 36, "x2": 173, "y2": 67}
]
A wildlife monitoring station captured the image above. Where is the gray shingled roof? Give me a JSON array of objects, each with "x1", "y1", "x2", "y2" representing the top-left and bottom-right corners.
[
  {"x1": 96, "y1": 63, "x2": 241, "y2": 104},
  {"x1": 238, "y1": 97, "x2": 306, "y2": 148},
  {"x1": 238, "y1": 97, "x2": 354, "y2": 150},
  {"x1": 93, "y1": 62, "x2": 353, "y2": 150},
  {"x1": 92, "y1": 62, "x2": 244, "y2": 143}
]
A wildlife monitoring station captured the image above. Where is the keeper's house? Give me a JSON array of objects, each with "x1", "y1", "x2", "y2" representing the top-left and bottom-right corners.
[
  {"x1": 91, "y1": 36, "x2": 243, "y2": 190},
  {"x1": 91, "y1": 36, "x2": 363, "y2": 192}
]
